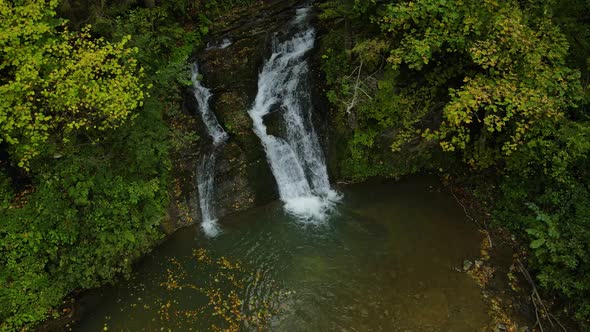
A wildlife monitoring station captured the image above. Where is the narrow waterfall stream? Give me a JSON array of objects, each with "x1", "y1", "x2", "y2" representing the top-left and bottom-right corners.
[
  {"x1": 248, "y1": 7, "x2": 340, "y2": 221},
  {"x1": 191, "y1": 64, "x2": 228, "y2": 237}
]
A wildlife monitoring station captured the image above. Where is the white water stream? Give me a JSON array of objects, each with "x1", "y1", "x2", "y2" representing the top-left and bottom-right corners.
[
  {"x1": 248, "y1": 7, "x2": 340, "y2": 221},
  {"x1": 191, "y1": 64, "x2": 229, "y2": 145},
  {"x1": 191, "y1": 64, "x2": 228, "y2": 237}
]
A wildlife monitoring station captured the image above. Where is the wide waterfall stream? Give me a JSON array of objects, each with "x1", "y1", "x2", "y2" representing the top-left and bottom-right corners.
[
  {"x1": 248, "y1": 7, "x2": 339, "y2": 221},
  {"x1": 73, "y1": 178, "x2": 492, "y2": 331},
  {"x1": 191, "y1": 64, "x2": 228, "y2": 237}
]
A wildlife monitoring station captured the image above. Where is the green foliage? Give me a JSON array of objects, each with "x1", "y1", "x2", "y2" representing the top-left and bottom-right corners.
[
  {"x1": 0, "y1": 106, "x2": 169, "y2": 329},
  {"x1": 319, "y1": 0, "x2": 378, "y2": 21},
  {"x1": 0, "y1": 0, "x2": 145, "y2": 169},
  {"x1": 0, "y1": 0, "x2": 258, "y2": 328},
  {"x1": 0, "y1": 0, "x2": 215, "y2": 329},
  {"x1": 553, "y1": 0, "x2": 590, "y2": 83},
  {"x1": 331, "y1": 0, "x2": 582, "y2": 170},
  {"x1": 111, "y1": 6, "x2": 199, "y2": 90},
  {"x1": 494, "y1": 175, "x2": 590, "y2": 320}
]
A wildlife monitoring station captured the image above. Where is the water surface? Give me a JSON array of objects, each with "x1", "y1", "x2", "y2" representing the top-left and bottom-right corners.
[{"x1": 74, "y1": 177, "x2": 490, "y2": 331}]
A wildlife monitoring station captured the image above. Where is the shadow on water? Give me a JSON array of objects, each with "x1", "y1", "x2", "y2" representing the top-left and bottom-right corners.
[{"x1": 73, "y1": 176, "x2": 491, "y2": 331}]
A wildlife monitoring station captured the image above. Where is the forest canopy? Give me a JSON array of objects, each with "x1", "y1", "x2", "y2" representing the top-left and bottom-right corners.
[{"x1": 0, "y1": 0, "x2": 145, "y2": 169}]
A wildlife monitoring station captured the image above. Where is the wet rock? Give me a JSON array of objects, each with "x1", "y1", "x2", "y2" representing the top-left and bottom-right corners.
[
  {"x1": 215, "y1": 141, "x2": 278, "y2": 217},
  {"x1": 159, "y1": 210, "x2": 176, "y2": 235},
  {"x1": 263, "y1": 107, "x2": 286, "y2": 139}
]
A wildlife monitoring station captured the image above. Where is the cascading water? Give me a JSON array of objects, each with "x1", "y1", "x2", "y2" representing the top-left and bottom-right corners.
[
  {"x1": 191, "y1": 64, "x2": 228, "y2": 145},
  {"x1": 248, "y1": 7, "x2": 340, "y2": 221},
  {"x1": 191, "y1": 64, "x2": 228, "y2": 237}
]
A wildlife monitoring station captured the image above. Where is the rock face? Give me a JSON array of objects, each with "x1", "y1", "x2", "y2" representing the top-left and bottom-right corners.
[{"x1": 167, "y1": 0, "x2": 325, "y2": 232}]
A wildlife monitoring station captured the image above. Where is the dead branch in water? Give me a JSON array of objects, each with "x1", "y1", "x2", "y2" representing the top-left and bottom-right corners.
[{"x1": 516, "y1": 259, "x2": 567, "y2": 332}]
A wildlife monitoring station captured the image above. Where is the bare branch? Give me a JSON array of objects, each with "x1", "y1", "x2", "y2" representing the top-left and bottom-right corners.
[
  {"x1": 346, "y1": 60, "x2": 364, "y2": 114},
  {"x1": 516, "y1": 259, "x2": 566, "y2": 331}
]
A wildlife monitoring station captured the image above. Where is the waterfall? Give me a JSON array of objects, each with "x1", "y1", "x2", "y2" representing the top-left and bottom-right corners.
[
  {"x1": 191, "y1": 64, "x2": 228, "y2": 237},
  {"x1": 248, "y1": 7, "x2": 340, "y2": 222},
  {"x1": 191, "y1": 65, "x2": 228, "y2": 145}
]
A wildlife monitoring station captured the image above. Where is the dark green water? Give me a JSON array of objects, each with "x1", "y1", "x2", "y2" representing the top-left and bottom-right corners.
[{"x1": 74, "y1": 177, "x2": 491, "y2": 331}]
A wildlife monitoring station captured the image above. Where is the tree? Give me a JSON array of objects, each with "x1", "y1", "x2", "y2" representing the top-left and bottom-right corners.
[
  {"x1": 352, "y1": 0, "x2": 581, "y2": 171},
  {"x1": 0, "y1": 0, "x2": 145, "y2": 170}
]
